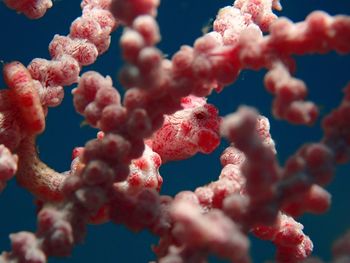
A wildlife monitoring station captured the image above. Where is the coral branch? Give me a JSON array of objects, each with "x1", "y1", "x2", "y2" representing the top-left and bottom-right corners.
[
  {"x1": 3, "y1": 62, "x2": 45, "y2": 135},
  {"x1": 0, "y1": 0, "x2": 350, "y2": 262},
  {"x1": 15, "y1": 137, "x2": 66, "y2": 202},
  {"x1": 3, "y1": 0, "x2": 52, "y2": 19},
  {"x1": 0, "y1": 144, "x2": 18, "y2": 193}
]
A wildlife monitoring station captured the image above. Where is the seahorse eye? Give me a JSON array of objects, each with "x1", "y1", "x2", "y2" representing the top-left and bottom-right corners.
[{"x1": 194, "y1": 111, "x2": 206, "y2": 120}]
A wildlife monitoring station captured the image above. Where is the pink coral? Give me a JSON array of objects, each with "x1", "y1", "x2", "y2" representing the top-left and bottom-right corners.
[
  {"x1": 0, "y1": 0, "x2": 350, "y2": 263},
  {"x1": 3, "y1": 0, "x2": 52, "y2": 19}
]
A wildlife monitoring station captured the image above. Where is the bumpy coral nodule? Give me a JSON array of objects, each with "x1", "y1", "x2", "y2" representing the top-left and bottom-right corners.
[{"x1": 0, "y1": 0, "x2": 350, "y2": 262}]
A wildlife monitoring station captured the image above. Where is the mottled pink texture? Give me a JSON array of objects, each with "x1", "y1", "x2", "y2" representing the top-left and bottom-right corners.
[
  {"x1": 0, "y1": 145, "x2": 18, "y2": 192},
  {"x1": 3, "y1": 62, "x2": 46, "y2": 135},
  {"x1": 27, "y1": 0, "x2": 118, "y2": 112},
  {"x1": 110, "y1": 0, "x2": 159, "y2": 25},
  {"x1": 1, "y1": 0, "x2": 350, "y2": 262},
  {"x1": 253, "y1": 213, "x2": 313, "y2": 262},
  {"x1": 265, "y1": 62, "x2": 318, "y2": 125},
  {"x1": 146, "y1": 95, "x2": 221, "y2": 162},
  {"x1": 322, "y1": 83, "x2": 350, "y2": 163},
  {"x1": 3, "y1": 0, "x2": 52, "y2": 19}
]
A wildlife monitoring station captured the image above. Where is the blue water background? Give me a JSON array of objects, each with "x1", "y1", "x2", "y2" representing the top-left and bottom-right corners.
[{"x1": 0, "y1": 1, "x2": 349, "y2": 262}]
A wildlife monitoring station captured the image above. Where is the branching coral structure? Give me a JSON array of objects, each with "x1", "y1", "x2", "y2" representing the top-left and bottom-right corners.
[{"x1": 0, "y1": 0, "x2": 350, "y2": 262}]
